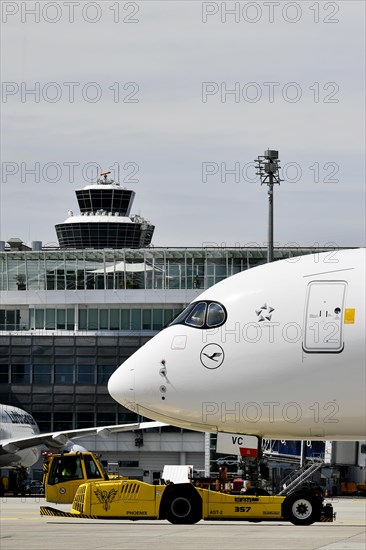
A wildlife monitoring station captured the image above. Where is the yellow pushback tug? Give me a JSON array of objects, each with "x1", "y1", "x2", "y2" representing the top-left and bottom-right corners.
[{"x1": 40, "y1": 452, "x2": 335, "y2": 525}]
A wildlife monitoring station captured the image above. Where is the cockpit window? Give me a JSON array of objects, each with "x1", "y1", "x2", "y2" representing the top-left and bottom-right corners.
[
  {"x1": 207, "y1": 302, "x2": 226, "y2": 327},
  {"x1": 168, "y1": 303, "x2": 196, "y2": 326},
  {"x1": 185, "y1": 302, "x2": 207, "y2": 327},
  {"x1": 168, "y1": 300, "x2": 227, "y2": 330}
]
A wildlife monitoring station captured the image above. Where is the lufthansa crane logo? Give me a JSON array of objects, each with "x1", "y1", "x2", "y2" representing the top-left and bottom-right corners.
[{"x1": 200, "y1": 343, "x2": 225, "y2": 369}]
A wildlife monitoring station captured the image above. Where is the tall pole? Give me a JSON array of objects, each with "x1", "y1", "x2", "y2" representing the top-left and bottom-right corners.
[
  {"x1": 255, "y1": 149, "x2": 282, "y2": 263},
  {"x1": 268, "y1": 175, "x2": 274, "y2": 263}
]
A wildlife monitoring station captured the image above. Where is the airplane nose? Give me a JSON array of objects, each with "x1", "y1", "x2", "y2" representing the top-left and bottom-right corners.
[{"x1": 108, "y1": 358, "x2": 136, "y2": 410}]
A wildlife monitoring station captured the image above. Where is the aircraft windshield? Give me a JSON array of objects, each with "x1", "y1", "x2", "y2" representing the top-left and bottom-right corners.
[
  {"x1": 168, "y1": 301, "x2": 227, "y2": 330},
  {"x1": 185, "y1": 303, "x2": 207, "y2": 327},
  {"x1": 207, "y1": 302, "x2": 226, "y2": 327}
]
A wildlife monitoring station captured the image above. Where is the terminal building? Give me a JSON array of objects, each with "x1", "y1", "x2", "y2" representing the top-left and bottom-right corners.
[{"x1": 0, "y1": 175, "x2": 363, "y2": 486}]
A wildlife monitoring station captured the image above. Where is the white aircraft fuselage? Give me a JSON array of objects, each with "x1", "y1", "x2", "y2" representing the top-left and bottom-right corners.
[
  {"x1": 109, "y1": 249, "x2": 366, "y2": 440},
  {"x1": 0, "y1": 405, "x2": 41, "y2": 468}
]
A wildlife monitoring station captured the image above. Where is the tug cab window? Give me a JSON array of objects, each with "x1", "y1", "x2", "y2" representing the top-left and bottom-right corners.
[
  {"x1": 48, "y1": 456, "x2": 83, "y2": 485},
  {"x1": 84, "y1": 454, "x2": 103, "y2": 479},
  {"x1": 168, "y1": 301, "x2": 227, "y2": 330}
]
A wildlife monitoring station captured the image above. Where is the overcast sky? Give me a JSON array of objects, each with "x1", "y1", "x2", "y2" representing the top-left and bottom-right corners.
[{"x1": 1, "y1": 1, "x2": 365, "y2": 249}]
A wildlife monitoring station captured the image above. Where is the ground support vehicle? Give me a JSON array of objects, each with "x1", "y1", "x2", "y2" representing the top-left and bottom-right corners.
[
  {"x1": 41, "y1": 452, "x2": 334, "y2": 525},
  {"x1": 42, "y1": 451, "x2": 109, "y2": 505},
  {"x1": 41, "y1": 478, "x2": 335, "y2": 525}
]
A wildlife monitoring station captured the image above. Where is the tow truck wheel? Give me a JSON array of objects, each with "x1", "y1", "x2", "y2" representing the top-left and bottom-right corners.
[
  {"x1": 163, "y1": 486, "x2": 202, "y2": 524},
  {"x1": 283, "y1": 492, "x2": 321, "y2": 526}
]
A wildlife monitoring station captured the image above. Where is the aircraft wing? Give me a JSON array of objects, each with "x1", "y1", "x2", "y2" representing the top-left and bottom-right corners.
[{"x1": 0, "y1": 421, "x2": 167, "y2": 454}]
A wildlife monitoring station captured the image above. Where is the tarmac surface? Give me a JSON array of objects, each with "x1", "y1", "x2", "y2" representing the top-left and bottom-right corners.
[{"x1": 0, "y1": 496, "x2": 365, "y2": 550}]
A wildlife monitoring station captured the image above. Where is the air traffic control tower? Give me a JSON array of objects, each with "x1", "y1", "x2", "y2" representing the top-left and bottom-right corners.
[{"x1": 55, "y1": 171, "x2": 155, "y2": 249}]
